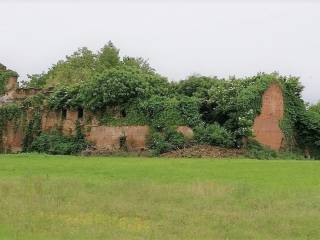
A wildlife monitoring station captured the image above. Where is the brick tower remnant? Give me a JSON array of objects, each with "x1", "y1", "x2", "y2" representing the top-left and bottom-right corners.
[{"x1": 252, "y1": 83, "x2": 285, "y2": 150}]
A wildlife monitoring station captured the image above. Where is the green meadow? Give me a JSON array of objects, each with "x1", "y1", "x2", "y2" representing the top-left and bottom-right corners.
[{"x1": 0, "y1": 154, "x2": 320, "y2": 239}]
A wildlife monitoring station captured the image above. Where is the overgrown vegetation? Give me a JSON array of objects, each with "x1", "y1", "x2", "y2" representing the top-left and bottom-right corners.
[
  {"x1": 147, "y1": 128, "x2": 187, "y2": 155},
  {"x1": 0, "y1": 103, "x2": 23, "y2": 152},
  {"x1": 296, "y1": 101, "x2": 320, "y2": 159},
  {"x1": 30, "y1": 121, "x2": 89, "y2": 155},
  {"x1": 194, "y1": 123, "x2": 234, "y2": 148},
  {"x1": 0, "y1": 66, "x2": 18, "y2": 95},
  {"x1": 0, "y1": 42, "x2": 319, "y2": 158}
]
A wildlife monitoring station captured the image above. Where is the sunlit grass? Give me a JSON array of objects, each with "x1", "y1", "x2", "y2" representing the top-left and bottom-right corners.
[{"x1": 0, "y1": 154, "x2": 319, "y2": 239}]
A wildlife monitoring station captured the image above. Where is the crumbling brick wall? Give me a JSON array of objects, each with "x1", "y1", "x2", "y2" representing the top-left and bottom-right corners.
[
  {"x1": 253, "y1": 83, "x2": 285, "y2": 150},
  {"x1": 1, "y1": 121, "x2": 24, "y2": 153},
  {"x1": 0, "y1": 77, "x2": 286, "y2": 153},
  {"x1": 86, "y1": 125, "x2": 150, "y2": 152}
]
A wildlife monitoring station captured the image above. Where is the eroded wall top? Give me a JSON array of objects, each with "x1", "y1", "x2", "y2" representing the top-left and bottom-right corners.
[{"x1": 253, "y1": 83, "x2": 285, "y2": 150}]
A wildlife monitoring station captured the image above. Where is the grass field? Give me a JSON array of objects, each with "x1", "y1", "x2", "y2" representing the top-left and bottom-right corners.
[{"x1": 0, "y1": 154, "x2": 320, "y2": 239}]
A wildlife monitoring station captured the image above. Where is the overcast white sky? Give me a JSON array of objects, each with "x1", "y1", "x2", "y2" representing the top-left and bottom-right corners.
[{"x1": 1, "y1": 0, "x2": 319, "y2": 103}]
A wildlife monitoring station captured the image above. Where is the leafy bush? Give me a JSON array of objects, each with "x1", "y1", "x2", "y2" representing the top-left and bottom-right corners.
[
  {"x1": 175, "y1": 75, "x2": 220, "y2": 98},
  {"x1": 0, "y1": 69, "x2": 18, "y2": 95},
  {"x1": 98, "y1": 102, "x2": 148, "y2": 126},
  {"x1": 22, "y1": 111, "x2": 42, "y2": 152},
  {"x1": 147, "y1": 131, "x2": 171, "y2": 155},
  {"x1": 164, "y1": 128, "x2": 187, "y2": 149},
  {"x1": 31, "y1": 131, "x2": 89, "y2": 155},
  {"x1": 246, "y1": 140, "x2": 278, "y2": 160},
  {"x1": 0, "y1": 104, "x2": 23, "y2": 152},
  {"x1": 47, "y1": 85, "x2": 82, "y2": 110},
  {"x1": 309, "y1": 101, "x2": 320, "y2": 113},
  {"x1": 141, "y1": 96, "x2": 201, "y2": 130},
  {"x1": 296, "y1": 106, "x2": 320, "y2": 159},
  {"x1": 77, "y1": 66, "x2": 170, "y2": 111},
  {"x1": 22, "y1": 93, "x2": 46, "y2": 109},
  {"x1": 23, "y1": 73, "x2": 47, "y2": 88},
  {"x1": 194, "y1": 123, "x2": 234, "y2": 147},
  {"x1": 245, "y1": 140, "x2": 305, "y2": 160},
  {"x1": 30, "y1": 122, "x2": 89, "y2": 155},
  {"x1": 148, "y1": 128, "x2": 187, "y2": 155}
]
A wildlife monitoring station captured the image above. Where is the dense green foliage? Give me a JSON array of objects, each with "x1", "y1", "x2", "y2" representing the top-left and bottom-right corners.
[
  {"x1": 1, "y1": 42, "x2": 319, "y2": 157},
  {"x1": 22, "y1": 111, "x2": 42, "y2": 152},
  {"x1": 309, "y1": 101, "x2": 320, "y2": 113},
  {"x1": 147, "y1": 128, "x2": 187, "y2": 155},
  {"x1": 24, "y1": 41, "x2": 156, "y2": 88},
  {"x1": 80, "y1": 66, "x2": 169, "y2": 111},
  {"x1": 296, "y1": 102, "x2": 320, "y2": 158},
  {"x1": 0, "y1": 103, "x2": 23, "y2": 152},
  {"x1": 23, "y1": 73, "x2": 47, "y2": 88},
  {"x1": 245, "y1": 140, "x2": 278, "y2": 160},
  {"x1": 140, "y1": 96, "x2": 201, "y2": 130},
  {"x1": 0, "y1": 69, "x2": 18, "y2": 94},
  {"x1": 245, "y1": 140, "x2": 304, "y2": 160},
  {"x1": 172, "y1": 73, "x2": 308, "y2": 153},
  {"x1": 194, "y1": 123, "x2": 234, "y2": 147},
  {"x1": 0, "y1": 95, "x2": 88, "y2": 155},
  {"x1": 30, "y1": 122, "x2": 89, "y2": 155}
]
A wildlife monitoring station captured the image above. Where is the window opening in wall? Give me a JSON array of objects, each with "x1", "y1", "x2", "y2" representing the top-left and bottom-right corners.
[
  {"x1": 119, "y1": 134, "x2": 128, "y2": 151},
  {"x1": 120, "y1": 109, "x2": 127, "y2": 118},
  {"x1": 78, "y1": 107, "x2": 84, "y2": 119},
  {"x1": 61, "y1": 108, "x2": 67, "y2": 120}
]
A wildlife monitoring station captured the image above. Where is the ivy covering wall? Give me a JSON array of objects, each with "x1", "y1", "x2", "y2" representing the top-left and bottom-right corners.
[
  {"x1": 0, "y1": 68, "x2": 18, "y2": 95},
  {"x1": 1, "y1": 43, "x2": 318, "y2": 158}
]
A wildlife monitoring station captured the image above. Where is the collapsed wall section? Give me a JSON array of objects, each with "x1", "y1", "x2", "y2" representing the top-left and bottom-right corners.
[{"x1": 1, "y1": 106, "x2": 196, "y2": 153}]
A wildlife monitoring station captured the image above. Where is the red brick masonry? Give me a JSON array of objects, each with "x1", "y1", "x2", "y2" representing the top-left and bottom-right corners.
[
  {"x1": 1, "y1": 81, "x2": 284, "y2": 152},
  {"x1": 253, "y1": 83, "x2": 284, "y2": 150}
]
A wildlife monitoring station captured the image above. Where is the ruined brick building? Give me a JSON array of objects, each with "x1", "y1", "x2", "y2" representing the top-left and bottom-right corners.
[{"x1": 0, "y1": 65, "x2": 285, "y2": 153}]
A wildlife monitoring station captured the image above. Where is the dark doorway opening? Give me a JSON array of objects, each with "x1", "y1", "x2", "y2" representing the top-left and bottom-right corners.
[{"x1": 119, "y1": 134, "x2": 128, "y2": 151}]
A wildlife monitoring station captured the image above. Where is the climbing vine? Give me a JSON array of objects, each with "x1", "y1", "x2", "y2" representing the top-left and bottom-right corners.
[
  {"x1": 0, "y1": 103, "x2": 23, "y2": 152},
  {"x1": 0, "y1": 69, "x2": 18, "y2": 95},
  {"x1": 295, "y1": 102, "x2": 320, "y2": 158}
]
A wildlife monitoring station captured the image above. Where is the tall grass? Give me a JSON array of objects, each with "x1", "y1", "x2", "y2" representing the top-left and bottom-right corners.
[{"x1": 0, "y1": 154, "x2": 320, "y2": 239}]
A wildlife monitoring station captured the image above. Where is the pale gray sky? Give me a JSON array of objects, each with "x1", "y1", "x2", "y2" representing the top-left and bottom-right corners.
[{"x1": 1, "y1": 0, "x2": 319, "y2": 103}]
